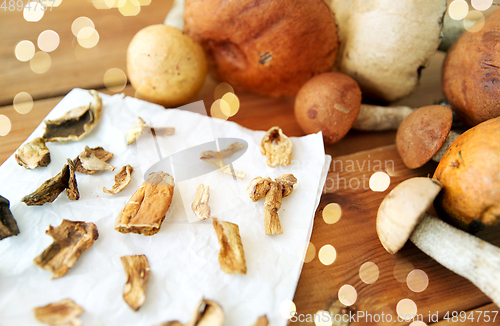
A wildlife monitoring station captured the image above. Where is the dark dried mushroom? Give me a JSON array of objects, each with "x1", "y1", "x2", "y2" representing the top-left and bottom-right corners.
[
  {"x1": 121, "y1": 254, "x2": 150, "y2": 311},
  {"x1": 43, "y1": 90, "x2": 102, "y2": 143},
  {"x1": 66, "y1": 159, "x2": 79, "y2": 201},
  {"x1": 103, "y1": 165, "x2": 133, "y2": 194},
  {"x1": 34, "y1": 219, "x2": 99, "y2": 279},
  {"x1": 185, "y1": 298, "x2": 225, "y2": 326},
  {"x1": 22, "y1": 164, "x2": 70, "y2": 206},
  {"x1": 0, "y1": 195, "x2": 20, "y2": 240},
  {"x1": 78, "y1": 146, "x2": 115, "y2": 172},
  {"x1": 15, "y1": 137, "x2": 51, "y2": 169},
  {"x1": 34, "y1": 298, "x2": 84, "y2": 326},
  {"x1": 74, "y1": 146, "x2": 113, "y2": 175}
]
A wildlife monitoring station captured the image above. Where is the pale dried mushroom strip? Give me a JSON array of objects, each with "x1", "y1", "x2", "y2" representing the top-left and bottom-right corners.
[
  {"x1": 252, "y1": 315, "x2": 269, "y2": 326},
  {"x1": 200, "y1": 142, "x2": 246, "y2": 179},
  {"x1": 212, "y1": 218, "x2": 246, "y2": 274},
  {"x1": 34, "y1": 299, "x2": 84, "y2": 326},
  {"x1": 66, "y1": 159, "x2": 79, "y2": 201},
  {"x1": 43, "y1": 90, "x2": 102, "y2": 142},
  {"x1": 103, "y1": 165, "x2": 134, "y2": 194},
  {"x1": 260, "y1": 126, "x2": 292, "y2": 167},
  {"x1": 22, "y1": 164, "x2": 70, "y2": 206},
  {"x1": 115, "y1": 171, "x2": 174, "y2": 236},
  {"x1": 126, "y1": 117, "x2": 175, "y2": 145},
  {"x1": 185, "y1": 298, "x2": 225, "y2": 326},
  {"x1": 191, "y1": 184, "x2": 210, "y2": 220},
  {"x1": 0, "y1": 195, "x2": 20, "y2": 240},
  {"x1": 15, "y1": 137, "x2": 51, "y2": 169},
  {"x1": 79, "y1": 146, "x2": 115, "y2": 172},
  {"x1": 74, "y1": 146, "x2": 113, "y2": 174},
  {"x1": 121, "y1": 255, "x2": 150, "y2": 311},
  {"x1": 34, "y1": 219, "x2": 99, "y2": 279}
]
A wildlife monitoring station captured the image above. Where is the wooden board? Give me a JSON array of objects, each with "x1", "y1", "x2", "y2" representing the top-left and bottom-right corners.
[{"x1": 292, "y1": 145, "x2": 500, "y2": 325}]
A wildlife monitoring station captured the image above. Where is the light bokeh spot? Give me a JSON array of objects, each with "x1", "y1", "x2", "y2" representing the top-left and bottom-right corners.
[
  {"x1": 103, "y1": 68, "x2": 127, "y2": 92},
  {"x1": 449, "y1": 0, "x2": 469, "y2": 20},
  {"x1": 315, "y1": 310, "x2": 333, "y2": 326},
  {"x1": 38, "y1": 30, "x2": 60, "y2": 52},
  {"x1": 138, "y1": 0, "x2": 151, "y2": 5},
  {"x1": 0, "y1": 115, "x2": 12, "y2": 136},
  {"x1": 338, "y1": 285, "x2": 357, "y2": 306},
  {"x1": 393, "y1": 261, "x2": 414, "y2": 283},
  {"x1": 13, "y1": 92, "x2": 34, "y2": 114},
  {"x1": 23, "y1": 2, "x2": 45, "y2": 22},
  {"x1": 221, "y1": 92, "x2": 240, "y2": 117},
  {"x1": 407, "y1": 269, "x2": 429, "y2": 293},
  {"x1": 118, "y1": 0, "x2": 141, "y2": 16},
  {"x1": 304, "y1": 242, "x2": 316, "y2": 263},
  {"x1": 77, "y1": 27, "x2": 100, "y2": 49},
  {"x1": 214, "y1": 82, "x2": 234, "y2": 100},
  {"x1": 318, "y1": 244, "x2": 336, "y2": 266},
  {"x1": 279, "y1": 299, "x2": 296, "y2": 319},
  {"x1": 210, "y1": 99, "x2": 230, "y2": 121},
  {"x1": 30, "y1": 51, "x2": 52, "y2": 74},
  {"x1": 359, "y1": 262, "x2": 380, "y2": 284},
  {"x1": 463, "y1": 10, "x2": 485, "y2": 32},
  {"x1": 397, "y1": 299, "x2": 417, "y2": 321},
  {"x1": 72, "y1": 17, "x2": 95, "y2": 37},
  {"x1": 472, "y1": 0, "x2": 493, "y2": 10},
  {"x1": 322, "y1": 203, "x2": 342, "y2": 224},
  {"x1": 15, "y1": 40, "x2": 35, "y2": 62},
  {"x1": 369, "y1": 172, "x2": 390, "y2": 192}
]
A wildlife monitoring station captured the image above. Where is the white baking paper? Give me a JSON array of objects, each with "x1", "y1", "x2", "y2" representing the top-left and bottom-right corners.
[{"x1": 0, "y1": 88, "x2": 330, "y2": 326}]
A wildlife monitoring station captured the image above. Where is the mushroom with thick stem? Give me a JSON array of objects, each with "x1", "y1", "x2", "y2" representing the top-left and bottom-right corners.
[
  {"x1": 396, "y1": 105, "x2": 461, "y2": 169},
  {"x1": 377, "y1": 177, "x2": 500, "y2": 307}
]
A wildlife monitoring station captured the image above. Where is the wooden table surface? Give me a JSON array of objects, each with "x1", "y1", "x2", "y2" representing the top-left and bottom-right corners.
[{"x1": 0, "y1": 1, "x2": 498, "y2": 325}]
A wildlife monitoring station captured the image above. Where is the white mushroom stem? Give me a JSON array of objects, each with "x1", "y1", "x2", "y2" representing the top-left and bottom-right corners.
[
  {"x1": 431, "y1": 130, "x2": 461, "y2": 162},
  {"x1": 411, "y1": 213, "x2": 500, "y2": 307},
  {"x1": 352, "y1": 104, "x2": 415, "y2": 131}
]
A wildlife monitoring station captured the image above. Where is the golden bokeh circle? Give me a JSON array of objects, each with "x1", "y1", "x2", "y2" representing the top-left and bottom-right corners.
[
  {"x1": 77, "y1": 27, "x2": 100, "y2": 49},
  {"x1": 463, "y1": 10, "x2": 485, "y2": 32},
  {"x1": 359, "y1": 262, "x2": 380, "y2": 284},
  {"x1": 314, "y1": 310, "x2": 332, "y2": 326},
  {"x1": 338, "y1": 285, "x2": 357, "y2": 306},
  {"x1": 410, "y1": 321, "x2": 428, "y2": 326},
  {"x1": 279, "y1": 299, "x2": 296, "y2": 319},
  {"x1": 448, "y1": 0, "x2": 469, "y2": 20},
  {"x1": 13, "y1": 92, "x2": 34, "y2": 114},
  {"x1": 38, "y1": 30, "x2": 60, "y2": 53},
  {"x1": 15, "y1": 40, "x2": 35, "y2": 62},
  {"x1": 214, "y1": 82, "x2": 234, "y2": 100},
  {"x1": 72, "y1": 17, "x2": 95, "y2": 37},
  {"x1": 318, "y1": 244, "x2": 336, "y2": 266},
  {"x1": 0, "y1": 115, "x2": 12, "y2": 137},
  {"x1": 369, "y1": 172, "x2": 390, "y2": 192},
  {"x1": 210, "y1": 99, "x2": 230, "y2": 121},
  {"x1": 118, "y1": 0, "x2": 141, "y2": 16},
  {"x1": 220, "y1": 92, "x2": 240, "y2": 117},
  {"x1": 23, "y1": 2, "x2": 44, "y2": 22},
  {"x1": 322, "y1": 203, "x2": 342, "y2": 224},
  {"x1": 396, "y1": 299, "x2": 417, "y2": 321},
  {"x1": 103, "y1": 68, "x2": 127, "y2": 92},
  {"x1": 471, "y1": 0, "x2": 492, "y2": 11},
  {"x1": 406, "y1": 269, "x2": 429, "y2": 293},
  {"x1": 30, "y1": 52, "x2": 52, "y2": 74}
]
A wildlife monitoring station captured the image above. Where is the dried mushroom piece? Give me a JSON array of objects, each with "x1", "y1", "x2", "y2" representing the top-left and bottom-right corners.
[
  {"x1": 191, "y1": 184, "x2": 210, "y2": 220},
  {"x1": 200, "y1": 142, "x2": 246, "y2": 179},
  {"x1": 115, "y1": 171, "x2": 174, "y2": 236},
  {"x1": 74, "y1": 146, "x2": 113, "y2": 174},
  {"x1": 34, "y1": 219, "x2": 99, "y2": 279},
  {"x1": 34, "y1": 299, "x2": 84, "y2": 326},
  {"x1": 15, "y1": 137, "x2": 51, "y2": 169},
  {"x1": 247, "y1": 174, "x2": 297, "y2": 235},
  {"x1": 185, "y1": 298, "x2": 225, "y2": 326},
  {"x1": 43, "y1": 90, "x2": 102, "y2": 143},
  {"x1": 252, "y1": 316, "x2": 269, "y2": 326},
  {"x1": 103, "y1": 165, "x2": 133, "y2": 194},
  {"x1": 260, "y1": 126, "x2": 292, "y2": 167},
  {"x1": 0, "y1": 195, "x2": 20, "y2": 240},
  {"x1": 212, "y1": 218, "x2": 246, "y2": 274},
  {"x1": 126, "y1": 117, "x2": 175, "y2": 145},
  {"x1": 79, "y1": 146, "x2": 115, "y2": 172},
  {"x1": 22, "y1": 164, "x2": 70, "y2": 206},
  {"x1": 121, "y1": 255, "x2": 150, "y2": 311},
  {"x1": 157, "y1": 322, "x2": 184, "y2": 326},
  {"x1": 66, "y1": 159, "x2": 79, "y2": 201}
]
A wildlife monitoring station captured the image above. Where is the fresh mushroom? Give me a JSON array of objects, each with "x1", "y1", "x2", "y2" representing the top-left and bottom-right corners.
[
  {"x1": 377, "y1": 177, "x2": 500, "y2": 307},
  {"x1": 396, "y1": 105, "x2": 461, "y2": 169}
]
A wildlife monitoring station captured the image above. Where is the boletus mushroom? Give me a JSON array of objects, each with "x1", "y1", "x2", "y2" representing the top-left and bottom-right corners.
[{"x1": 377, "y1": 177, "x2": 500, "y2": 307}]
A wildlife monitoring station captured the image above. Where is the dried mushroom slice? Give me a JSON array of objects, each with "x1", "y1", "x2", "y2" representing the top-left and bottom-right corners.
[
  {"x1": 43, "y1": 90, "x2": 102, "y2": 143},
  {"x1": 22, "y1": 164, "x2": 70, "y2": 206},
  {"x1": 34, "y1": 299, "x2": 84, "y2": 326},
  {"x1": 260, "y1": 126, "x2": 292, "y2": 167},
  {"x1": 15, "y1": 137, "x2": 51, "y2": 169},
  {"x1": 126, "y1": 117, "x2": 175, "y2": 145},
  {"x1": 115, "y1": 171, "x2": 174, "y2": 236},
  {"x1": 103, "y1": 165, "x2": 133, "y2": 194},
  {"x1": 246, "y1": 177, "x2": 272, "y2": 202},
  {"x1": 185, "y1": 298, "x2": 225, "y2": 326},
  {"x1": 66, "y1": 159, "x2": 79, "y2": 201},
  {"x1": 121, "y1": 255, "x2": 150, "y2": 311},
  {"x1": 200, "y1": 142, "x2": 246, "y2": 179},
  {"x1": 191, "y1": 184, "x2": 210, "y2": 220},
  {"x1": 275, "y1": 174, "x2": 297, "y2": 198},
  {"x1": 34, "y1": 219, "x2": 99, "y2": 279},
  {"x1": 212, "y1": 218, "x2": 246, "y2": 274},
  {"x1": 252, "y1": 315, "x2": 269, "y2": 326},
  {"x1": 78, "y1": 146, "x2": 115, "y2": 172},
  {"x1": 0, "y1": 195, "x2": 20, "y2": 240},
  {"x1": 74, "y1": 146, "x2": 113, "y2": 174}
]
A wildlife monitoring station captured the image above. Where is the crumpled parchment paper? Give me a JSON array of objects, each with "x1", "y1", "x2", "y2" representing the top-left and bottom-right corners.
[{"x1": 0, "y1": 88, "x2": 331, "y2": 326}]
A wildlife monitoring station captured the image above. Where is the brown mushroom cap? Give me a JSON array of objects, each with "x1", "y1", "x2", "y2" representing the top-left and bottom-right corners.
[
  {"x1": 294, "y1": 72, "x2": 361, "y2": 145},
  {"x1": 396, "y1": 105, "x2": 453, "y2": 169},
  {"x1": 433, "y1": 116, "x2": 500, "y2": 231}
]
